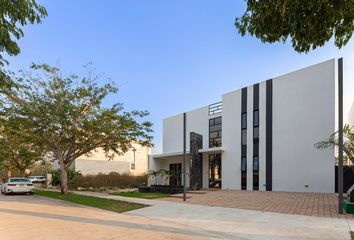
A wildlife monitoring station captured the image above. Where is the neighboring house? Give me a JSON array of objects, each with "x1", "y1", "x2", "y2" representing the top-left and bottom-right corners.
[
  {"x1": 54, "y1": 143, "x2": 150, "y2": 176},
  {"x1": 349, "y1": 102, "x2": 354, "y2": 126},
  {"x1": 149, "y1": 59, "x2": 336, "y2": 193}
]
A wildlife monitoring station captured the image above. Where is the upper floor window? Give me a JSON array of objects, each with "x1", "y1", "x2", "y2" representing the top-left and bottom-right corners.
[
  {"x1": 241, "y1": 113, "x2": 247, "y2": 129},
  {"x1": 253, "y1": 110, "x2": 259, "y2": 127},
  {"x1": 209, "y1": 117, "x2": 222, "y2": 148}
]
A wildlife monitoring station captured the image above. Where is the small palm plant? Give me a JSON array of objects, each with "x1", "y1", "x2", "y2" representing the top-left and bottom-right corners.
[
  {"x1": 315, "y1": 124, "x2": 354, "y2": 165},
  {"x1": 147, "y1": 170, "x2": 160, "y2": 185}
]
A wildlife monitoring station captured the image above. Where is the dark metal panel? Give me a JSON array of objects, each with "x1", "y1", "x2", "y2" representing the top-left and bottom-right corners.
[{"x1": 190, "y1": 132, "x2": 203, "y2": 190}]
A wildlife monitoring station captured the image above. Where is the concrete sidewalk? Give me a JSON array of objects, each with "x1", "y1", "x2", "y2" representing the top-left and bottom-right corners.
[{"x1": 72, "y1": 190, "x2": 354, "y2": 239}]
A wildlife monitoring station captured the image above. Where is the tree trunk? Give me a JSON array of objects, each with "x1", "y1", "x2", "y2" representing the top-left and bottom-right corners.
[
  {"x1": 59, "y1": 159, "x2": 68, "y2": 194},
  {"x1": 19, "y1": 169, "x2": 26, "y2": 177}
]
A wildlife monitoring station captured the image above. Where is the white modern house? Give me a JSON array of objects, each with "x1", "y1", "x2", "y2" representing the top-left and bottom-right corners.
[
  {"x1": 149, "y1": 59, "x2": 336, "y2": 193},
  {"x1": 54, "y1": 144, "x2": 151, "y2": 176}
]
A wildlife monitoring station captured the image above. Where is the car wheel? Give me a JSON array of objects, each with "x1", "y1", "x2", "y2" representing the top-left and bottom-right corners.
[{"x1": 3, "y1": 191, "x2": 8, "y2": 196}]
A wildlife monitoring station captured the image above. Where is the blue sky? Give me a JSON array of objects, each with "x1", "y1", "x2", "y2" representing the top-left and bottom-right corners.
[{"x1": 7, "y1": 0, "x2": 354, "y2": 153}]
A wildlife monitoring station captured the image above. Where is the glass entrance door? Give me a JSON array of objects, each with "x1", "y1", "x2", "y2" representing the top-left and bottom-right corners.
[{"x1": 209, "y1": 154, "x2": 221, "y2": 188}]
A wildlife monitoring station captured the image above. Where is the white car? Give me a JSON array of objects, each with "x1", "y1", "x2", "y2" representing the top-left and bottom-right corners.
[
  {"x1": 1, "y1": 178, "x2": 34, "y2": 195},
  {"x1": 28, "y1": 176, "x2": 46, "y2": 184}
]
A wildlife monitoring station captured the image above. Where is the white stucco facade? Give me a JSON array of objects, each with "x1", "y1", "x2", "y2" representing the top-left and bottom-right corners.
[
  {"x1": 54, "y1": 144, "x2": 151, "y2": 176},
  {"x1": 150, "y1": 59, "x2": 336, "y2": 193},
  {"x1": 349, "y1": 102, "x2": 354, "y2": 126}
]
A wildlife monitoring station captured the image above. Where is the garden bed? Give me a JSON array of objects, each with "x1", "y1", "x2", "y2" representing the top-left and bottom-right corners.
[{"x1": 139, "y1": 185, "x2": 183, "y2": 194}]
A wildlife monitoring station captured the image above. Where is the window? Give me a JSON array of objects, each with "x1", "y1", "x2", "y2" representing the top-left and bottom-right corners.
[
  {"x1": 241, "y1": 113, "x2": 247, "y2": 129},
  {"x1": 169, "y1": 163, "x2": 182, "y2": 186},
  {"x1": 253, "y1": 156, "x2": 259, "y2": 190},
  {"x1": 241, "y1": 129, "x2": 247, "y2": 145},
  {"x1": 130, "y1": 163, "x2": 135, "y2": 170},
  {"x1": 253, "y1": 110, "x2": 259, "y2": 127},
  {"x1": 253, "y1": 156, "x2": 259, "y2": 171},
  {"x1": 241, "y1": 157, "x2": 247, "y2": 190},
  {"x1": 253, "y1": 143, "x2": 259, "y2": 155},
  {"x1": 253, "y1": 127, "x2": 259, "y2": 139},
  {"x1": 209, "y1": 117, "x2": 222, "y2": 148},
  {"x1": 241, "y1": 157, "x2": 247, "y2": 171},
  {"x1": 209, "y1": 154, "x2": 222, "y2": 188}
]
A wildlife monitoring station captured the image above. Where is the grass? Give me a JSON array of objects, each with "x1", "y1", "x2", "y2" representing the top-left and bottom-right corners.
[
  {"x1": 110, "y1": 191, "x2": 170, "y2": 199},
  {"x1": 35, "y1": 190, "x2": 147, "y2": 213},
  {"x1": 350, "y1": 231, "x2": 354, "y2": 240}
]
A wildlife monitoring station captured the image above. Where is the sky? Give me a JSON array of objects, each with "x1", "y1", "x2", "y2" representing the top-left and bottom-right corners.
[{"x1": 6, "y1": 0, "x2": 354, "y2": 153}]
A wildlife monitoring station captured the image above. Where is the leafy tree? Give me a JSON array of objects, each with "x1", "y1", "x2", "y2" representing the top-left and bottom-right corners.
[
  {"x1": 0, "y1": 0, "x2": 47, "y2": 66},
  {"x1": 4, "y1": 64, "x2": 153, "y2": 194},
  {"x1": 235, "y1": 1, "x2": 354, "y2": 53},
  {"x1": 0, "y1": 115, "x2": 44, "y2": 177},
  {"x1": 0, "y1": 0, "x2": 47, "y2": 91},
  {"x1": 315, "y1": 124, "x2": 354, "y2": 164}
]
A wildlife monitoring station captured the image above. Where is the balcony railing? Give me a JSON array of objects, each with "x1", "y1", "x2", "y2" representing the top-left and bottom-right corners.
[{"x1": 209, "y1": 102, "x2": 222, "y2": 115}]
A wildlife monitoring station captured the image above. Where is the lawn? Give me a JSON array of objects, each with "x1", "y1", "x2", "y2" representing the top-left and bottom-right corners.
[
  {"x1": 35, "y1": 190, "x2": 147, "y2": 213},
  {"x1": 110, "y1": 191, "x2": 170, "y2": 199},
  {"x1": 351, "y1": 231, "x2": 354, "y2": 240}
]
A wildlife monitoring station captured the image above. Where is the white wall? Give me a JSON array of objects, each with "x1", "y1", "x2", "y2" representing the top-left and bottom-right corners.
[
  {"x1": 349, "y1": 102, "x2": 354, "y2": 126},
  {"x1": 258, "y1": 81, "x2": 267, "y2": 191},
  {"x1": 163, "y1": 106, "x2": 220, "y2": 154},
  {"x1": 163, "y1": 114, "x2": 183, "y2": 153},
  {"x1": 246, "y1": 85, "x2": 254, "y2": 190},
  {"x1": 53, "y1": 144, "x2": 150, "y2": 176},
  {"x1": 221, "y1": 89, "x2": 242, "y2": 190},
  {"x1": 74, "y1": 159, "x2": 130, "y2": 175},
  {"x1": 272, "y1": 59, "x2": 335, "y2": 193},
  {"x1": 148, "y1": 156, "x2": 190, "y2": 187}
]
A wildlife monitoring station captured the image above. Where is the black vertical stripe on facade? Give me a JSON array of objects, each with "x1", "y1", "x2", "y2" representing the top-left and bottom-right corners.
[
  {"x1": 241, "y1": 87, "x2": 247, "y2": 190},
  {"x1": 253, "y1": 84, "x2": 260, "y2": 190},
  {"x1": 266, "y1": 79, "x2": 273, "y2": 191},
  {"x1": 241, "y1": 87, "x2": 247, "y2": 157},
  {"x1": 242, "y1": 88, "x2": 247, "y2": 113},
  {"x1": 253, "y1": 84, "x2": 259, "y2": 109}
]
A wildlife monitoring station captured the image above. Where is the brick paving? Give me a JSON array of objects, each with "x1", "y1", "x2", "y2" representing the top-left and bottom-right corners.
[{"x1": 164, "y1": 189, "x2": 353, "y2": 219}]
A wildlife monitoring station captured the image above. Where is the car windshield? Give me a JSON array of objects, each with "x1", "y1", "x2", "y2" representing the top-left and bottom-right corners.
[{"x1": 10, "y1": 178, "x2": 30, "y2": 183}]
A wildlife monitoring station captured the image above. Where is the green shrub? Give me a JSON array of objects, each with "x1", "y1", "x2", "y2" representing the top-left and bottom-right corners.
[
  {"x1": 51, "y1": 169, "x2": 81, "y2": 186},
  {"x1": 73, "y1": 172, "x2": 147, "y2": 189}
]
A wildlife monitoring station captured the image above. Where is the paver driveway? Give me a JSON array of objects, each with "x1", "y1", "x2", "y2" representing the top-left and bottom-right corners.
[
  {"x1": 164, "y1": 189, "x2": 350, "y2": 219},
  {"x1": 0, "y1": 192, "x2": 353, "y2": 240}
]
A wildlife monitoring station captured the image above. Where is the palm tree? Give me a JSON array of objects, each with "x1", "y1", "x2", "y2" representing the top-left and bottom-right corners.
[
  {"x1": 147, "y1": 170, "x2": 160, "y2": 185},
  {"x1": 315, "y1": 124, "x2": 354, "y2": 165}
]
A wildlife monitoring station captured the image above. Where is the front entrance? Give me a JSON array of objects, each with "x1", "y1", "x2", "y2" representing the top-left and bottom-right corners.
[
  {"x1": 209, "y1": 154, "x2": 222, "y2": 188},
  {"x1": 169, "y1": 163, "x2": 182, "y2": 186}
]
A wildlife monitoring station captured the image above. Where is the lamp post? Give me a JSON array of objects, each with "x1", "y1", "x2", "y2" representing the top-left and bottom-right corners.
[
  {"x1": 338, "y1": 58, "x2": 344, "y2": 214},
  {"x1": 183, "y1": 112, "x2": 187, "y2": 201}
]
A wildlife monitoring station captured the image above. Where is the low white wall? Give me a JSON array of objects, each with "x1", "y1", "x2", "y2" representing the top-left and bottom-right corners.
[{"x1": 74, "y1": 159, "x2": 130, "y2": 175}]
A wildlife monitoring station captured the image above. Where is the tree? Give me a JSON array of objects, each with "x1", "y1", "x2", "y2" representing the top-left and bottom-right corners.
[
  {"x1": 0, "y1": 0, "x2": 47, "y2": 66},
  {"x1": 0, "y1": 115, "x2": 44, "y2": 177},
  {"x1": 235, "y1": 1, "x2": 354, "y2": 53},
  {"x1": 315, "y1": 124, "x2": 354, "y2": 164},
  {"x1": 0, "y1": 0, "x2": 47, "y2": 92},
  {"x1": 5, "y1": 64, "x2": 153, "y2": 194}
]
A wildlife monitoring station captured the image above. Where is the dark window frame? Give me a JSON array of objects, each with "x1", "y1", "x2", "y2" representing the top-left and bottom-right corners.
[{"x1": 209, "y1": 116, "x2": 222, "y2": 148}]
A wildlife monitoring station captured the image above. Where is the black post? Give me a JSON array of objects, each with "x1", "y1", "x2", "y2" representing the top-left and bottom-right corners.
[
  {"x1": 338, "y1": 58, "x2": 344, "y2": 214},
  {"x1": 183, "y1": 112, "x2": 187, "y2": 201}
]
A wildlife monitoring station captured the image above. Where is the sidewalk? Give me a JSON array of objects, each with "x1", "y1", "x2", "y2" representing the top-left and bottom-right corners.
[{"x1": 70, "y1": 190, "x2": 354, "y2": 240}]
